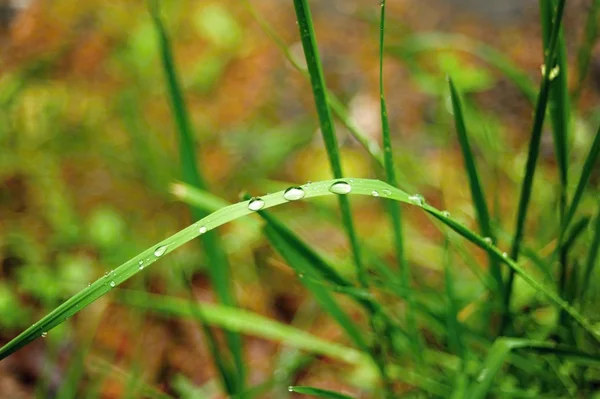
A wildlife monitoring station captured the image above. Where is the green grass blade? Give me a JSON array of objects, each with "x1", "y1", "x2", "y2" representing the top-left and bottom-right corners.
[
  {"x1": 581, "y1": 200, "x2": 600, "y2": 302},
  {"x1": 503, "y1": 0, "x2": 566, "y2": 331},
  {"x1": 467, "y1": 338, "x2": 600, "y2": 399},
  {"x1": 389, "y1": 32, "x2": 537, "y2": 102},
  {"x1": 443, "y1": 239, "x2": 465, "y2": 363},
  {"x1": 118, "y1": 290, "x2": 368, "y2": 366},
  {"x1": 241, "y1": 0, "x2": 384, "y2": 168},
  {"x1": 562, "y1": 125, "x2": 600, "y2": 234},
  {"x1": 379, "y1": 0, "x2": 422, "y2": 363},
  {"x1": 148, "y1": 1, "x2": 244, "y2": 391},
  {"x1": 448, "y1": 78, "x2": 502, "y2": 296},
  {"x1": 573, "y1": 0, "x2": 600, "y2": 101},
  {"x1": 289, "y1": 386, "x2": 355, "y2": 399},
  {"x1": 2, "y1": 178, "x2": 598, "y2": 361},
  {"x1": 263, "y1": 224, "x2": 370, "y2": 353},
  {"x1": 292, "y1": 0, "x2": 366, "y2": 288}
]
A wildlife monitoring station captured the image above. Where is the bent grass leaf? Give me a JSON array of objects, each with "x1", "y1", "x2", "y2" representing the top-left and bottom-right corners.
[{"x1": 1, "y1": 178, "x2": 598, "y2": 362}]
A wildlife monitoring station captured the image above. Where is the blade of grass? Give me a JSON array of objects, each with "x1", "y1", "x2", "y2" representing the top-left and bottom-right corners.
[
  {"x1": 291, "y1": 0, "x2": 366, "y2": 287},
  {"x1": 147, "y1": 1, "x2": 244, "y2": 392},
  {"x1": 581, "y1": 200, "x2": 600, "y2": 303},
  {"x1": 379, "y1": 0, "x2": 422, "y2": 364},
  {"x1": 443, "y1": 238, "x2": 465, "y2": 363},
  {"x1": 2, "y1": 178, "x2": 598, "y2": 362},
  {"x1": 288, "y1": 386, "x2": 355, "y2": 399},
  {"x1": 502, "y1": 0, "x2": 566, "y2": 333},
  {"x1": 573, "y1": 0, "x2": 600, "y2": 101},
  {"x1": 448, "y1": 78, "x2": 503, "y2": 298},
  {"x1": 466, "y1": 337, "x2": 600, "y2": 399}
]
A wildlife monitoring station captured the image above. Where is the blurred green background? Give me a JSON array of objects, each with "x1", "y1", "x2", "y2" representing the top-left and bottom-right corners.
[{"x1": 0, "y1": 0, "x2": 599, "y2": 398}]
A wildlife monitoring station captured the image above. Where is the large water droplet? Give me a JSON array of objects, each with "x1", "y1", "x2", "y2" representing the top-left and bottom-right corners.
[
  {"x1": 199, "y1": 226, "x2": 207, "y2": 235},
  {"x1": 408, "y1": 194, "x2": 425, "y2": 206},
  {"x1": 109, "y1": 281, "x2": 116, "y2": 288},
  {"x1": 154, "y1": 245, "x2": 168, "y2": 257},
  {"x1": 371, "y1": 190, "x2": 379, "y2": 197},
  {"x1": 502, "y1": 252, "x2": 508, "y2": 259},
  {"x1": 41, "y1": 331, "x2": 48, "y2": 338},
  {"x1": 549, "y1": 66, "x2": 560, "y2": 80},
  {"x1": 248, "y1": 197, "x2": 265, "y2": 211},
  {"x1": 288, "y1": 387, "x2": 294, "y2": 392},
  {"x1": 283, "y1": 186, "x2": 305, "y2": 201},
  {"x1": 329, "y1": 181, "x2": 351, "y2": 195}
]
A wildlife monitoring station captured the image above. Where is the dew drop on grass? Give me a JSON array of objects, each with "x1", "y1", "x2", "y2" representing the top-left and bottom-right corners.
[
  {"x1": 502, "y1": 252, "x2": 508, "y2": 258},
  {"x1": 138, "y1": 260, "x2": 144, "y2": 270},
  {"x1": 329, "y1": 181, "x2": 352, "y2": 195},
  {"x1": 199, "y1": 226, "x2": 207, "y2": 235},
  {"x1": 549, "y1": 66, "x2": 560, "y2": 80},
  {"x1": 110, "y1": 281, "x2": 116, "y2": 288},
  {"x1": 477, "y1": 368, "x2": 488, "y2": 382},
  {"x1": 41, "y1": 332, "x2": 47, "y2": 338},
  {"x1": 154, "y1": 245, "x2": 168, "y2": 257},
  {"x1": 248, "y1": 197, "x2": 265, "y2": 211},
  {"x1": 371, "y1": 190, "x2": 379, "y2": 197},
  {"x1": 483, "y1": 237, "x2": 493, "y2": 245},
  {"x1": 441, "y1": 210, "x2": 451, "y2": 218},
  {"x1": 382, "y1": 189, "x2": 392, "y2": 196},
  {"x1": 283, "y1": 186, "x2": 306, "y2": 201},
  {"x1": 288, "y1": 386, "x2": 294, "y2": 392},
  {"x1": 408, "y1": 194, "x2": 425, "y2": 206}
]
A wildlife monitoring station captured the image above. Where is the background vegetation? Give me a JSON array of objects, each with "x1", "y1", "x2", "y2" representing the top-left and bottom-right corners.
[{"x1": 0, "y1": 0, "x2": 599, "y2": 398}]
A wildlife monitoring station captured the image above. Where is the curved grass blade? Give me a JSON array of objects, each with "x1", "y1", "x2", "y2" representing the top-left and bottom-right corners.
[
  {"x1": 561, "y1": 124, "x2": 600, "y2": 235},
  {"x1": 288, "y1": 386, "x2": 355, "y2": 399},
  {"x1": 448, "y1": 78, "x2": 502, "y2": 296},
  {"x1": 503, "y1": 0, "x2": 567, "y2": 332},
  {"x1": 292, "y1": 0, "x2": 366, "y2": 288},
  {"x1": 147, "y1": 1, "x2": 244, "y2": 391},
  {"x1": 466, "y1": 338, "x2": 600, "y2": 399},
  {"x1": 379, "y1": 0, "x2": 422, "y2": 363},
  {"x1": 1, "y1": 178, "x2": 598, "y2": 362},
  {"x1": 118, "y1": 290, "x2": 368, "y2": 366},
  {"x1": 388, "y1": 32, "x2": 536, "y2": 102}
]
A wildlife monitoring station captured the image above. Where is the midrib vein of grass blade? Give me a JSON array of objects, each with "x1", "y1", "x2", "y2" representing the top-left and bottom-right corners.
[
  {"x1": 2, "y1": 178, "x2": 598, "y2": 362},
  {"x1": 148, "y1": 1, "x2": 243, "y2": 391},
  {"x1": 291, "y1": 0, "x2": 366, "y2": 288},
  {"x1": 448, "y1": 78, "x2": 503, "y2": 298},
  {"x1": 379, "y1": 0, "x2": 422, "y2": 364},
  {"x1": 503, "y1": 0, "x2": 566, "y2": 332}
]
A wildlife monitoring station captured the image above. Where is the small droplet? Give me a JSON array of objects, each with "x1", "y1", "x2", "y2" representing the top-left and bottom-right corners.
[
  {"x1": 154, "y1": 245, "x2": 168, "y2": 257},
  {"x1": 329, "y1": 181, "x2": 352, "y2": 195},
  {"x1": 138, "y1": 260, "x2": 144, "y2": 270},
  {"x1": 502, "y1": 252, "x2": 508, "y2": 258},
  {"x1": 540, "y1": 64, "x2": 546, "y2": 76},
  {"x1": 483, "y1": 237, "x2": 493, "y2": 245},
  {"x1": 283, "y1": 186, "x2": 306, "y2": 201},
  {"x1": 441, "y1": 210, "x2": 451, "y2": 218},
  {"x1": 371, "y1": 190, "x2": 379, "y2": 197},
  {"x1": 199, "y1": 226, "x2": 208, "y2": 235},
  {"x1": 382, "y1": 189, "x2": 392, "y2": 196},
  {"x1": 41, "y1": 332, "x2": 47, "y2": 338},
  {"x1": 477, "y1": 368, "x2": 488, "y2": 382},
  {"x1": 248, "y1": 197, "x2": 265, "y2": 211},
  {"x1": 87, "y1": 282, "x2": 91, "y2": 287},
  {"x1": 288, "y1": 386, "x2": 294, "y2": 392},
  {"x1": 298, "y1": 273, "x2": 305, "y2": 279},
  {"x1": 408, "y1": 194, "x2": 425, "y2": 206},
  {"x1": 549, "y1": 66, "x2": 560, "y2": 80},
  {"x1": 110, "y1": 281, "x2": 116, "y2": 287}
]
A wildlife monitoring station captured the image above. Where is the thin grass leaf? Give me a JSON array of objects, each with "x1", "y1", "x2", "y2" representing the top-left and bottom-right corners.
[
  {"x1": 443, "y1": 239, "x2": 465, "y2": 363},
  {"x1": 503, "y1": 0, "x2": 567, "y2": 331},
  {"x1": 118, "y1": 290, "x2": 369, "y2": 366},
  {"x1": 466, "y1": 338, "x2": 600, "y2": 399},
  {"x1": 581, "y1": 200, "x2": 600, "y2": 302},
  {"x1": 2, "y1": 178, "x2": 598, "y2": 362},
  {"x1": 388, "y1": 32, "x2": 537, "y2": 102},
  {"x1": 562, "y1": 124, "x2": 600, "y2": 235},
  {"x1": 288, "y1": 386, "x2": 355, "y2": 399},
  {"x1": 379, "y1": 0, "x2": 422, "y2": 363},
  {"x1": 448, "y1": 78, "x2": 503, "y2": 296},
  {"x1": 147, "y1": 1, "x2": 244, "y2": 391},
  {"x1": 292, "y1": 0, "x2": 366, "y2": 287},
  {"x1": 573, "y1": 0, "x2": 600, "y2": 101}
]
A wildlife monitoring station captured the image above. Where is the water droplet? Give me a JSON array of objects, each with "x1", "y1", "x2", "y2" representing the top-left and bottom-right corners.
[
  {"x1": 248, "y1": 197, "x2": 265, "y2": 211},
  {"x1": 329, "y1": 181, "x2": 352, "y2": 195},
  {"x1": 371, "y1": 190, "x2": 379, "y2": 197},
  {"x1": 288, "y1": 386, "x2": 294, "y2": 392},
  {"x1": 408, "y1": 194, "x2": 425, "y2": 206},
  {"x1": 298, "y1": 273, "x2": 305, "y2": 278},
  {"x1": 41, "y1": 331, "x2": 47, "y2": 338},
  {"x1": 502, "y1": 252, "x2": 508, "y2": 258},
  {"x1": 154, "y1": 245, "x2": 168, "y2": 257},
  {"x1": 138, "y1": 260, "x2": 144, "y2": 270},
  {"x1": 87, "y1": 282, "x2": 91, "y2": 287},
  {"x1": 283, "y1": 186, "x2": 306, "y2": 201},
  {"x1": 441, "y1": 210, "x2": 451, "y2": 217},
  {"x1": 540, "y1": 64, "x2": 546, "y2": 76},
  {"x1": 382, "y1": 189, "x2": 392, "y2": 196},
  {"x1": 110, "y1": 281, "x2": 116, "y2": 287},
  {"x1": 199, "y1": 226, "x2": 207, "y2": 235},
  {"x1": 483, "y1": 237, "x2": 493, "y2": 245},
  {"x1": 477, "y1": 368, "x2": 488, "y2": 382}
]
